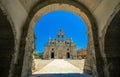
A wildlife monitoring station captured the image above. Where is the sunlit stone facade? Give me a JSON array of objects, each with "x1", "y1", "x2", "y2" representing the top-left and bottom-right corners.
[{"x1": 43, "y1": 29, "x2": 77, "y2": 59}]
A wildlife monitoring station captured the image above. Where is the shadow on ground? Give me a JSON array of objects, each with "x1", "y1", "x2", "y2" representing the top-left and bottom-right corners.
[{"x1": 30, "y1": 73, "x2": 85, "y2": 77}]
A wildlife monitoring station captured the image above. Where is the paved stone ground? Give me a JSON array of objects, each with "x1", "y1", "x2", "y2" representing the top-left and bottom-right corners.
[
  {"x1": 66, "y1": 59, "x2": 85, "y2": 70},
  {"x1": 30, "y1": 59, "x2": 93, "y2": 77},
  {"x1": 32, "y1": 59, "x2": 53, "y2": 72},
  {"x1": 33, "y1": 59, "x2": 83, "y2": 74}
]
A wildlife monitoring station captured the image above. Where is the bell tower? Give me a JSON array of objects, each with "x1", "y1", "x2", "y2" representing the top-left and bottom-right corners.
[{"x1": 56, "y1": 29, "x2": 65, "y2": 41}]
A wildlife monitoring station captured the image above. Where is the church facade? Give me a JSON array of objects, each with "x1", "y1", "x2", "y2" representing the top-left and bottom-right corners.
[{"x1": 43, "y1": 29, "x2": 77, "y2": 59}]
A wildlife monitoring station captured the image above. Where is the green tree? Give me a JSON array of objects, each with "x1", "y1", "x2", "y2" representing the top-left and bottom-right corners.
[
  {"x1": 34, "y1": 52, "x2": 43, "y2": 59},
  {"x1": 33, "y1": 33, "x2": 36, "y2": 52}
]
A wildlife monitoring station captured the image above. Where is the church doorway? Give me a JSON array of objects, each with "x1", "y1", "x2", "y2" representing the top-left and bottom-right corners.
[
  {"x1": 51, "y1": 52, "x2": 54, "y2": 59},
  {"x1": 67, "y1": 52, "x2": 70, "y2": 59}
]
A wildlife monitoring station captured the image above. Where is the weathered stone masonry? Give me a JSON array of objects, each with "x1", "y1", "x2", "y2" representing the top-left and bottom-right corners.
[{"x1": 44, "y1": 29, "x2": 77, "y2": 59}]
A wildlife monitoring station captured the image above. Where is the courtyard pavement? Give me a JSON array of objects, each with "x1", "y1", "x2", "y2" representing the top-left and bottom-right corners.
[
  {"x1": 33, "y1": 59, "x2": 83, "y2": 74},
  {"x1": 30, "y1": 59, "x2": 92, "y2": 77},
  {"x1": 30, "y1": 59, "x2": 86, "y2": 77}
]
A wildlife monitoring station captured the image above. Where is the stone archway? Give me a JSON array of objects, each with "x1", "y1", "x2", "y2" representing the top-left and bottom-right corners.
[
  {"x1": 0, "y1": 6, "x2": 15, "y2": 77},
  {"x1": 19, "y1": 0, "x2": 101, "y2": 77},
  {"x1": 104, "y1": 10, "x2": 120, "y2": 77}
]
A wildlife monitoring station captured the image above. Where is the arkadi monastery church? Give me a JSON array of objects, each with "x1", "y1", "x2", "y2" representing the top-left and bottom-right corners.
[
  {"x1": 0, "y1": 0, "x2": 120, "y2": 77},
  {"x1": 43, "y1": 29, "x2": 77, "y2": 59}
]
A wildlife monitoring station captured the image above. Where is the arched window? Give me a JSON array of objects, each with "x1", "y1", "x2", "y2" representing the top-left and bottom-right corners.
[{"x1": 58, "y1": 35, "x2": 60, "y2": 41}]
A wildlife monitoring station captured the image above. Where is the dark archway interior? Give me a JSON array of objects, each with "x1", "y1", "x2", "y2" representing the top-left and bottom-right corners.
[
  {"x1": 105, "y1": 10, "x2": 120, "y2": 77},
  {"x1": 0, "y1": 9, "x2": 14, "y2": 77},
  {"x1": 67, "y1": 52, "x2": 70, "y2": 59},
  {"x1": 51, "y1": 52, "x2": 54, "y2": 59}
]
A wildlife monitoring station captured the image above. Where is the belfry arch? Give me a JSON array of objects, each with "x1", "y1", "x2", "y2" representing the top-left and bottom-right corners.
[{"x1": 19, "y1": 0, "x2": 102, "y2": 77}]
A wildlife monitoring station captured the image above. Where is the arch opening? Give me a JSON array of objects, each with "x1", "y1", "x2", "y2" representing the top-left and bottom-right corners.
[
  {"x1": 51, "y1": 52, "x2": 54, "y2": 59},
  {"x1": 33, "y1": 10, "x2": 88, "y2": 59},
  {"x1": 31, "y1": 9, "x2": 92, "y2": 76},
  {"x1": 20, "y1": 1, "x2": 100, "y2": 77},
  {"x1": 67, "y1": 52, "x2": 70, "y2": 59}
]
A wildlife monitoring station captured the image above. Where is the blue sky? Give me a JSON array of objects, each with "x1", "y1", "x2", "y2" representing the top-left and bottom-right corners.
[{"x1": 34, "y1": 10, "x2": 88, "y2": 52}]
